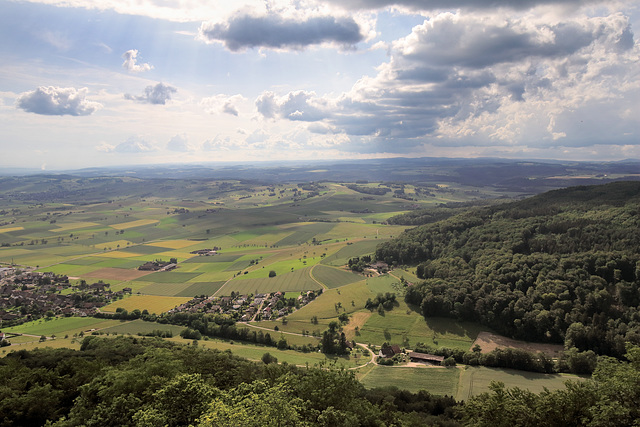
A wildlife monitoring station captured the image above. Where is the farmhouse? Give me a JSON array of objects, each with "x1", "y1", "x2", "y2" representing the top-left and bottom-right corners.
[
  {"x1": 380, "y1": 344, "x2": 402, "y2": 358},
  {"x1": 408, "y1": 351, "x2": 445, "y2": 365}
]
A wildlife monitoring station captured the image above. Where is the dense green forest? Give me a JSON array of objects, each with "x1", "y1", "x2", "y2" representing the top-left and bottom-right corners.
[
  {"x1": 2, "y1": 337, "x2": 640, "y2": 426},
  {"x1": 376, "y1": 182, "x2": 640, "y2": 358},
  {"x1": 0, "y1": 336, "x2": 459, "y2": 426}
]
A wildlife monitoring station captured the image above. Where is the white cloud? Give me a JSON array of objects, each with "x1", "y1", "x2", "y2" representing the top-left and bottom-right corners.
[
  {"x1": 110, "y1": 136, "x2": 157, "y2": 153},
  {"x1": 200, "y1": 94, "x2": 246, "y2": 116},
  {"x1": 16, "y1": 86, "x2": 102, "y2": 116},
  {"x1": 256, "y1": 10, "x2": 640, "y2": 152},
  {"x1": 124, "y1": 82, "x2": 176, "y2": 105},
  {"x1": 167, "y1": 133, "x2": 194, "y2": 152},
  {"x1": 122, "y1": 49, "x2": 153, "y2": 72}
]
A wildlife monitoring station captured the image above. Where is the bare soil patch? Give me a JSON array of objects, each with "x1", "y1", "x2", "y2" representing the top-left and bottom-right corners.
[
  {"x1": 83, "y1": 267, "x2": 152, "y2": 281},
  {"x1": 472, "y1": 331, "x2": 564, "y2": 357}
]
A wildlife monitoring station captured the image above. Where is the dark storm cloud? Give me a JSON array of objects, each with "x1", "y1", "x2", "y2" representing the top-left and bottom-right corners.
[
  {"x1": 16, "y1": 86, "x2": 101, "y2": 116},
  {"x1": 124, "y1": 82, "x2": 176, "y2": 105},
  {"x1": 199, "y1": 13, "x2": 364, "y2": 51}
]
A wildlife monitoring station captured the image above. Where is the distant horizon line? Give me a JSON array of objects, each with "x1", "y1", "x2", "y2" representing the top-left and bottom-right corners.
[{"x1": 2, "y1": 155, "x2": 639, "y2": 176}]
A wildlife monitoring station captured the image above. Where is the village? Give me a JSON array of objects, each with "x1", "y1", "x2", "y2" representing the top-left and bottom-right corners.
[
  {"x1": 0, "y1": 267, "x2": 132, "y2": 327},
  {"x1": 168, "y1": 288, "x2": 321, "y2": 322}
]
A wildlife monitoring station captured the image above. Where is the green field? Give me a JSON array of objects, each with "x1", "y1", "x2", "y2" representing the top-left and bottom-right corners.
[
  {"x1": 321, "y1": 240, "x2": 381, "y2": 266},
  {"x1": 2, "y1": 317, "x2": 122, "y2": 337},
  {"x1": 140, "y1": 271, "x2": 203, "y2": 283},
  {"x1": 100, "y1": 319, "x2": 186, "y2": 336},
  {"x1": 456, "y1": 366, "x2": 586, "y2": 400},
  {"x1": 312, "y1": 265, "x2": 363, "y2": 288},
  {"x1": 358, "y1": 366, "x2": 460, "y2": 395},
  {"x1": 101, "y1": 295, "x2": 192, "y2": 313},
  {"x1": 220, "y1": 267, "x2": 317, "y2": 295},
  {"x1": 174, "y1": 281, "x2": 226, "y2": 297}
]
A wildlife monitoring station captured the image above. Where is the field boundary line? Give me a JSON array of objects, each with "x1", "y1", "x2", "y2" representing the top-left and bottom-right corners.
[{"x1": 309, "y1": 265, "x2": 328, "y2": 290}]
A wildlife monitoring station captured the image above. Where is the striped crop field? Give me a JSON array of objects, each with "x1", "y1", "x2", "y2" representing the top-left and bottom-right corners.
[
  {"x1": 110, "y1": 219, "x2": 159, "y2": 229},
  {"x1": 220, "y1": 267, "x2": 317, "y2": 295},
  {"x1": 147, "y1": 239, "x2": 202, "y2": 249},
  {"x1": 311, "y1": 265, "x2": 363, "y2": 289}
]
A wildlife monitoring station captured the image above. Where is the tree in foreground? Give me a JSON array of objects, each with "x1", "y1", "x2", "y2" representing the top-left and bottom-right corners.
[{"x1": 461, "y1": 344, "x2": 640, "y2": 426}]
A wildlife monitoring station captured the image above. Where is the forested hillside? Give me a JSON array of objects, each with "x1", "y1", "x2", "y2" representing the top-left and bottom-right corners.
[{"x1": 376, "y1": 182, "x2": 640, "y2": 357}]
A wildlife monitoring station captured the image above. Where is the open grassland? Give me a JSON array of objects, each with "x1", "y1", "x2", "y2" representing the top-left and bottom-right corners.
[
  {"x1": 98, "y1": 250, "x2": 143, "y2": 259},
  {"x1": 137, "y1": 281, "x2": 196, "y2": 296},
  {"x1": 140, "y1": 271, "x2": 203, "y2": 283},
  {"x1": 38, "y1": 263, "x2": 100, "y2": 276},
  {"x1": 147, "y1": 239, "x2": 202, "y2": 249},
  {"x1": 2, "y1": 338, "x2": 83, "y2": 354},
  {"x1": 312, "y1": 265, "x2": 364, "y2": 288},
  {"x1": 101, "y1": 295, "x2": 192, "y2": 313},
  {"x1": 174, "y1": 281, "x2": 226, "y2": 297},
  {"x1": 100, "y1": 319, "x2": 185, "y2": 336},
  {"x1": 321, "y1": 240, "x2": 381, "y2": 266},
  {"x1": 166, "y1": 336, "x2": 350, "y2": 367},
  {"x1": 220, "y1": 267, "x2": 317, "y2": 295},
  {"x1": 456, "y1": 366, "x2": 586, "y2": 400},
  {"x1": 287, "y1": 280, "x2": 373, "y2": 321},
  {"x1": 120, "y1": 244, "x2": 169, "y2": 255},
  {"x1": 82, "y1": 267, "x2": 152, "y2": 281},
  {"x1": 358, "y1": 365, "x2": 460, "y2": 395},
  {"x1": 183, "y1": 253, "x2": 243, "y2": 263},
  {"x1": 64, "y1": 256, "x2": 111, "y2": 266},
  {"x1": 356, "y1": 275, "x2": 486, "y2": 349},
  {"x1": 50, "y1": 222, "x2": 101, "y2": 232},
  {"x1": 0, "y1": 226, "x2": 24, "y2": 233},
  {"x1": 110, "y1": 219, "x2": 159, "y2": 229},
  {"x1": 237, "y1": 255, "x2": 323, "y2": 279},
  {"x1": 2, "y1": 316, "x2": 122, "y2": 337}
]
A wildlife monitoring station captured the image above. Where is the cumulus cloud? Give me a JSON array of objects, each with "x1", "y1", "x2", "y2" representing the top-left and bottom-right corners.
[
  {"x1": 16, "y1": 86, "x2": 102, "y2": 116},
  {"x1": 98, "y1": 136, "x2": 156, "y2": 153},
  {"x1": 200, "y1": 94, "x2": 246, "y2": 116},
  {"x1": 122, "y1": 49, "x2": 153, "y2": 72},
  {"x1": 124, "y1": 82, "x2": 176, "y2": 104},
  {"x1": 198, "y1": 10, "x2": 366, "y2": 51},
  {"x1": 256, "y1": 90, "x2": 329, "y2": 121},
  {"x1": 256, "y1": 10, "x2": 639, "y2": 152},
  {"x1": 167, "y1": 133, "x2": 194, "y2": 152},
  {"x1": 202, "y1": 135, "x2": 247, "y2": 151}
]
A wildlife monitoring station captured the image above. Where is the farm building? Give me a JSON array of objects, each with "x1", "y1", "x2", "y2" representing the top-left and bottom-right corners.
[
  {"x1": 408, "y1": 352, "x2": 445, "y2": 365},
  {"x1": 380, "y1": 344, "x2": 402, "y2": 358}
]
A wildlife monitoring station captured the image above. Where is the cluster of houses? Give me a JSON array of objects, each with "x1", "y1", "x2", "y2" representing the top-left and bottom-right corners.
[
  {"x1": 379, "y1": 344, "x2": 445, "y2": 365},
  {"x1": 0, "y1": 268, "x2": 126, "y2": 327},
  {"x1": 168, "y1": 290, "x2": 320, "y2": 322},
  {"x1": 138, "y1": 260, "x2": 177, "y2": 271},
  {"x1": 189, "y1": 248, "x2": 219, "y2": 256}
]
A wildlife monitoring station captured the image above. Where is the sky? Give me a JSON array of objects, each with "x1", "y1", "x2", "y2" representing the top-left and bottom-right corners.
[{"x1": 0, "y1": 0, "x2": 639, "y2": 170}]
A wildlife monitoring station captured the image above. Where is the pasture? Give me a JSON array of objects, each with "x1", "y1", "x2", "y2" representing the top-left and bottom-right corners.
[
  {"x1": 358, "y1": 365, "x2": 460, "y2": 395},
  {"x1": 2, "y1": 316, "x2": 122, "y2": 337},
  {"x1": 220, "y1": 267, "x2": 317, "y2": 295},
  {"x1": 456, "y1": 366, "x2": 585, "y2": 400},
  {"x1": 311, "y1": 265, "x2": 363, "y2": 288}
]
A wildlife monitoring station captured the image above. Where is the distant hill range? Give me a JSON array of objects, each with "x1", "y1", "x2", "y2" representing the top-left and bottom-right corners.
[
  {"x1": 377, "y1": 181, "x2": 640, "y2": 357},
  {"x1": 0, "y1": 157, "x2": 638, "y2": 203}
]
